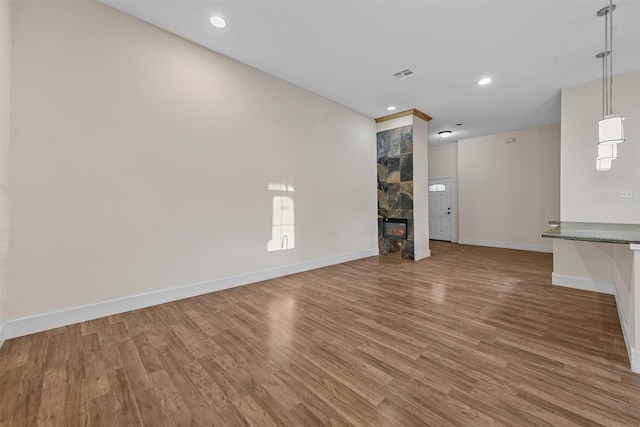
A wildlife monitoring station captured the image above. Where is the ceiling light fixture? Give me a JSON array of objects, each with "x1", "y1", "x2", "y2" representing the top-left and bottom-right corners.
[
  {"x1": 596, "y1": 0, "x2": 624, "y2": 172},
  {"x1": 387, "y1": 106, "x2": 396, "y2": 111},
  {"x1": 210, "y1": 16, "x2": 227, "y2": 28},
  {"x1": 438, "y1": 131, "x2": 452, "y2": 138},
  {"x1": 478, "y1": 77, "x2": 492, "y2": 85}
]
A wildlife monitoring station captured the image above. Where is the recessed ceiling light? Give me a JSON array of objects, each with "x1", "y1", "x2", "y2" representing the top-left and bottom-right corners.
[
  {"x1": 210, "y1": 16, "x2": 227, "y2": 28},
  {"x1": 387, "y1": 106, "x2": 396, "y2": 111},
  {"x1": 438, "y1": 131, "x2": 452, "y2": 138},
  {"x1": 478, "y1": 77, "x2": 492, "y2": 85}
]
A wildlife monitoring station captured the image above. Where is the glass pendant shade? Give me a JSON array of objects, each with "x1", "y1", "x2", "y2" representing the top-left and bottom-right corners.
[
  {"x1": 597, "y1": 142, "x2": 617, "y2": 159},
  {"x1": 598, "y1": 115, "x2": 625, "y2": 145},
  {"x1": 596, "y1": 157, "x2": 612, "y2": 171}
]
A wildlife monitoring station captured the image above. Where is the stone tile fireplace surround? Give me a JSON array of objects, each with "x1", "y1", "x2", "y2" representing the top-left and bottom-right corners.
[
  {"x1": 377, "y1": 124, "x2": 416, "y2": 259},
  {"x1": 376, "y1": 109, "x2": 431, "y2": 261}
]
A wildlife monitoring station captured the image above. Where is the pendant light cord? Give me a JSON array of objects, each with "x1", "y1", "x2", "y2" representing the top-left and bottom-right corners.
[
  {"x1": 603, "y1": 0, "x2": 615, "y2": 117},
  {"x1": 608, "y1": 0, "x2": 613, "y2": 116},
  {"x1": 603, "y1": 3, "x2": 609, "y2": 117},
  {"x1": 602, "y1": 49, "x2": 606, "y2": 118}
]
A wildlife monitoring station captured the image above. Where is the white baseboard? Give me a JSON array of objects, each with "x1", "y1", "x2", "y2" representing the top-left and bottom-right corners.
[
  {"x1": 1, "y1": 248, "x2": 379, "y2": 342},
  {"x1": 414, "y1": 248, "x2": 431, "y2": 261},
  {"x1": 631, "y1": 348, "x2": 640, "y2": 374},
  {"x1": 458, "y1": 238, "x2": 553, "y2": 253},
  {"x1": 0, "y1": 321, "x2": 6, "y2": 349},
  {"x1": 552, "y1": 273, "x2": 638, "y2": 373},
  {"x1": 613, "y1": 290, "x2": 640, "y2": 374},
  {"x1": 551, "y1": 273, "x2": 616, "y2": 295}
]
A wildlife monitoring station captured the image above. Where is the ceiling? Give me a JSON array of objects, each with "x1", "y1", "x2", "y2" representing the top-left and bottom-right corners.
[{"x1": 100, "y1": 0, "x2": 640, "y2": 145}]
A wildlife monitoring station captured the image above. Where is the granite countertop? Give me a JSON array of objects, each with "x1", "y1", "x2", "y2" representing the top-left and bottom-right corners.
[{"x1": 542, "y1": 221, "x2": 640, "y2": 244}]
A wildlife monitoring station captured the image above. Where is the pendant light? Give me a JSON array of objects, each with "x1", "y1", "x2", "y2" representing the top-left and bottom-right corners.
[
  {"x1": 596, "y1": 143, "x2": 616, "y2": 171},
  {"x1": 596, "y1": 0, "x2": 625, "y2": 171},
  {"x1": 596, "y1": 157, "x2": 612, "y2": 171},
  {"x1": 598, "y1": 142, "x2": 617, "y2": 160}
]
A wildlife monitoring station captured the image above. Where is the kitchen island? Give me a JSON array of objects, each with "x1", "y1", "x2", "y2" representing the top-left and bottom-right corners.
[{"x1": 543, "y1": 221, "x2": 640, "y2": 373}]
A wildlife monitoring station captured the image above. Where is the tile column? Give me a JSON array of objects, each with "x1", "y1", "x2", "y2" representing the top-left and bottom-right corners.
[{"x1": 375, "y1": 109, "x2": 431, "y2": 261}]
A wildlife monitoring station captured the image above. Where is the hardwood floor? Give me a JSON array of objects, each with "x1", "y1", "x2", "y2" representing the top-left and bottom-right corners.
[{"x1": 1, "y1": 241, "x2": 639, "y2": 426}]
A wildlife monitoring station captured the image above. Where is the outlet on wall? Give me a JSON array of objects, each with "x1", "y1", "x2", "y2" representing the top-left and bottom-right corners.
[{"x1": 620, "y1": 191, "x2": 633, "y2": 199}]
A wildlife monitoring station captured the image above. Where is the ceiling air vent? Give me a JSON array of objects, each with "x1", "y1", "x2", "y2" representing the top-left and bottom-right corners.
[{"x1": 393, "y1": 69, "x2": 414, "y2": 80}]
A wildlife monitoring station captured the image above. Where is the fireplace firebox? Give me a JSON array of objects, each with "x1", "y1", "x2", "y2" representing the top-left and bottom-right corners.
[{"x1": 382, "y1": 218, "x2": 408, "y2": 240}]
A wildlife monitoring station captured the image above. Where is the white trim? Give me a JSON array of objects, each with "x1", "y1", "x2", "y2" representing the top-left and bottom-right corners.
[
  {"x1": 631, "y1": 348, "x2": 640, "y2": 374},
  {"x1": 626, "y1": 244, "x2": 640, "y2": 371},
  {"x1": 552, "y1": 273, "x2": 638, "y2": 373},
  {"x1": 376, "y1": 116, "x2": 413, "y2": 132},
  {"x1": 0, "y1": 322, "x2": 6, "y2": 349},
  {"x1": 551, "y1": 273, "x2": 616, "y2": 295},
  {"x1": 2, "y1": 248, "x2": 379, "y2": 341},
  {"x1": 414, "y1": 248, "x2": 431, "y2": 261},
  {"x1": 458, "y1": 238, "x2": 553, "y2": 253},
  {"x1": 428, "y1": 177, "x2": 453, "y2": 242},
  {"x1": 613, "y1": 290, "x2": 640, "y2": 373}
]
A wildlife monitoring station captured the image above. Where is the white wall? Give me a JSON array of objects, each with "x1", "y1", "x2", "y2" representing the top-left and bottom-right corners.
[
  {"x1": 555, "y1": 71, "x2": 640, "y2": 290},
  {"x1": 613, "y1": 244, "x2": 634, "y2": 335},
  {"x1": 552, "y1": 239, "x2": 614, "y2": 284},
  {"x1": 376, "y1": 116, "x2": 413, "y2": 133},
  {"x1": 413, "y1": 116, "x2": 429, "y2": 260},
  {"x1": 0, "y1": 0, "x2": 12, "y2": 344},
  {"x1": 630, "y1": 248, "x2": 640, "y2": 360},
  {"x1": 428, "y1": 142, "x2": 458, "y2": 242},
  {"x1": 560, "y1": 70, "x2": 640, "y2": 223},
  {"x1": 6, "y1": 1, "x2": 377, "y2": 328},
  {"x1": 458, "y1": 123, "x2": 560, "y2": 252},
  {"x1": 554, "y1": 70, "x2": 640, "y2": 370}
]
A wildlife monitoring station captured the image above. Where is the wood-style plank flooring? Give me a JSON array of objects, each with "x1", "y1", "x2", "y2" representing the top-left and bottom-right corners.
[{"x1": 1, "y1": 241, "x2": 639, "y2": 426}]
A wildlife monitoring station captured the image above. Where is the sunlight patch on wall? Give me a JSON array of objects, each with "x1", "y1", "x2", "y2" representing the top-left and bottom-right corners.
[
  {"x1": 268, "y1": 183, "x2": 295, "y2": 192},
  {"x1": 267, "y1": 183, "x2": 295, "y2": 253}
]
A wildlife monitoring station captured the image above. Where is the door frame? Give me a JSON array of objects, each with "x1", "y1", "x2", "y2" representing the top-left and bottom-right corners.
[{"x1": 428, "y1": 177, "x2": 452, "y2": 242}]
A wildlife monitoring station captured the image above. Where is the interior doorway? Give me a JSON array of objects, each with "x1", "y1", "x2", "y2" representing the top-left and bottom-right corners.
[{"x1": 428, "y1": 177, "x2": 452, "y2": 241}]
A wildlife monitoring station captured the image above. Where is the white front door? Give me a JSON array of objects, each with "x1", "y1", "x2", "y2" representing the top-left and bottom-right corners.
[{"x1": 428, "y1": 177, "x2": 452, "y2": 241}]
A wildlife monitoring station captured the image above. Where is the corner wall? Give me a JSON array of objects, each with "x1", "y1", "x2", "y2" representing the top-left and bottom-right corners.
[
  {"x1": 412, "y1": 116, "x2": 429, "y2": 260},
  {"x1": 458, "y1": 123, "x2": 560, "y2": 252},
  {"x1": 0, "y1": 0, "x2": 12, "y2": 346},
  {"x1": 6, "y1": 0, "x2": 377, "y2": 336}
]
